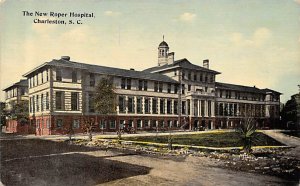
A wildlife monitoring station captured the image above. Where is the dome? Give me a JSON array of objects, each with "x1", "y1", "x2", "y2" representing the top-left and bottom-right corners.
[{"x1": 158, "y1": 41, "x2": 169, "y2": 48}]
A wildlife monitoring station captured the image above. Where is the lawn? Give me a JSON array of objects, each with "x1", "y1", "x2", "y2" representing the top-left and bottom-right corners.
[{"x1": 122, "y1": 132, "x2": 284, "y2": 147}]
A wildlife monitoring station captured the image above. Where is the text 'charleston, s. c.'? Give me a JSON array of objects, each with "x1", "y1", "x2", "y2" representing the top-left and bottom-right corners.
[{"x1": 22, "y1": 11, "x2": 95, "y2": 25}]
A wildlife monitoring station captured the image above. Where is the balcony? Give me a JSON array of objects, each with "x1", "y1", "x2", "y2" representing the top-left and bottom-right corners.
[{"x1": 188, "y1": 91, "x2": 215, "y2": 97}]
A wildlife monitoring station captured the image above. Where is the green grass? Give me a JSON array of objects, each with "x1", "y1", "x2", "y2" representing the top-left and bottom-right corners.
[{"x1": 122, "y1": 132, "x2": 283, "y2": 147}]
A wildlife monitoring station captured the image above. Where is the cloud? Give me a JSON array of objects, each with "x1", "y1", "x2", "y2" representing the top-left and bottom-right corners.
[
  {"x1": 104, "y1": 11, "x2": 121, "y2": 17},
  {"x1": 230, "y1": 27, "x2": 272, "y2": 47},
  {"x1": 179, "y1": 12, "x2": 196, "y2": 22},
  {"x1": 294, "y1": 0, "x2": 300, "y2": 5}
]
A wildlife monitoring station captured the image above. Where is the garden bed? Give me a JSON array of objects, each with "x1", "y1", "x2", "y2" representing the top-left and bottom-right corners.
[{"x1": 121, "y1": 132, "x2": 284, "y2": 147}]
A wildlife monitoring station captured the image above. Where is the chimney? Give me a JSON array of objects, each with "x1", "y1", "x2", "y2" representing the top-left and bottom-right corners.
[
  {"x1": 167, "y1": 52, "x2": 175, "y2": 64},
  {"x1": 203, "y1": 59, "x2": 209, "y2": 69},
  {"x1": 61, "y1": 56, "x2": 70, "y2": 61},
  {"x1": 130, "y1": 68, "x2": 135, "y2": 71}
]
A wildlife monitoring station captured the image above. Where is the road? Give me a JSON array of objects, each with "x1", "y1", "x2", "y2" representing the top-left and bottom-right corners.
[{"x1": 0, "y1": 134, "x2": 294, "y2": 186}]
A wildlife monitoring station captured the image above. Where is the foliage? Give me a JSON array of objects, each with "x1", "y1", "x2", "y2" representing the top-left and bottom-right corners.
[
  {"x1": 81, "y1": 116, "x2": 95, "y2": 141},
  {"x1": 94, "y1": 76, "x2": 117, "y2": 115},
  {"x1": 238, "y1": 117, "x2": 257, "y2": 154},
  {"x1": 7, "y1": 100, "x2": 29, "y2": 124}
]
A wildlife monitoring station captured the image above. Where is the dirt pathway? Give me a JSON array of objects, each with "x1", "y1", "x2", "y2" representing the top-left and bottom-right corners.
[
  {"x1": 263, "y1": 130, "x2": 300, "y2": 160},
  {"x1": 82, "y1": 150, "x2": 290, "y2": 186}
]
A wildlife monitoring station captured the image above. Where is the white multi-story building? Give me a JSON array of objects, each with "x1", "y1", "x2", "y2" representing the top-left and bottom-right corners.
[{"x1": 21, "y1": 40, "x2": 281, "y2": 135}]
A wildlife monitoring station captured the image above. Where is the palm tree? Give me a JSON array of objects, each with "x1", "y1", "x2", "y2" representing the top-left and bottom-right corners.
[{"x1": 238, "y1": 117, "x2": 256, "y2": 154}]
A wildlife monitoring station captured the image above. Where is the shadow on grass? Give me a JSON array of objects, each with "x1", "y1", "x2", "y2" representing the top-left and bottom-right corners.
[
  {"x1": 0, "y1": 139, "x2": 100, "y2": 160},
  {"x1": 1, "y1": 139, "x2": 151, "y2": 186},
  {"x1": 1, "y1": 153, "x2": 151, "y2": 186}
]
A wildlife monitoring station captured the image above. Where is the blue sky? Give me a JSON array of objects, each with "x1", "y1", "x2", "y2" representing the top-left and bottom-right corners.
[{"x1": 0, "y1": 0, "x2": 299, "y2": 103}]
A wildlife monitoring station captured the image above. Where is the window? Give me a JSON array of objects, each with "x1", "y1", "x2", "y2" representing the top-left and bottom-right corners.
[
  {"x1": 188, "y1": 73, "x2": 191, "y2": 80},
  {"x1": 137, "y1": 120, "x2": 142, "y2": 129},
  {"x1": 56, "y1": 119, "x2": 63, "y2": 128},
  {"x1": 174, "y1": 71, "x2": 177, "y2": 76},
  {"x1": 109, "y1": 120, "x2": 116, "y2": 129},
  {"x1": 174, "y1": 101, "x2": 178, "y2": 114},
  {"x1": 154, "y1": 82, "x2": 158, "y2": 92},
  {"x1": 56, "y1": 69, "x2": 62, "y2": 81},
  {"x1": 126, "y1": 79, "x2": 131, "y2": 90},
  {"x1": 182, "y1": 101, "x2": 186, "y2": 114},
  {"x1": 205, "y1": 76, "x2": 208, "y2": 82},
  {"x1": 144, "y1": 81, "x2": 148, "y2": 91},
  {"x1": 36, "y1": 73, "x2": 39, "y2": 85},
  {"x1": 200, "y1": 74, "x2": 203, "y2": 82},
  {"x1": 118, "y1": 96, "x2": 125, "y2": 113},
  {"x1": 167, "y1": 100, "x2": 171, "y2": 114},
  {"x1": 121, "y1": 78, "x2": 126, "y2": 89},
  {"x1": 174, "y1": 85, "x2": 178, "y2": 94},
  {"x1": 90, "y1": 73, "x2": 95, "y2": 86},
  {"x1": 144, "y1": 97, "x2": 150, "y2": 113},
  {"x1": 72, "y1": 70, "x2": 77, "y2": 83},
  {"x1": 160, "y1": 99, "x2": 165, "y2": 114},
  {"x1": 55, "y1": 91, "x2": 64, "y2": 110},
  {"x1": 168, "y1": 120, "x2": 172, "y2": 128},
  {"x1": 128, "y1": 120, "x2": 134, "y2": 128},
  {"x1": 36, "y1": 95, "x2": 39, "y2": 111},
  {"x1": 144, "y1": 120, "x2": 150, "y2": 128},
  {"x1": 46, "y1": 92, "x2": 49, "y2": 110},
  {"x1": 41, "y1": 94, "x2": 44, "y2": 111},
  {"x1": 167, "y1": 84, "x2": 171, "y2": 93},
  {"x1": 152, "y1": 98, "x2": 158, "y2": 114},
  {"x1": 119, "y1": 120, "x2": 125, "y2": 129},
  {"x1": 137, "y1": 97, "x2": 142, "y2": 113},
  {"x1": 182, "y1": 84, "x2": 185, "y2": 94},
  {"x1": 188, "y1": 85, "x2": 191, "y2": 91},
  {"x1": 174, "y1": 120, "x2": 178, "y2": 128},
  {"x1": 194, "y1": 74, "x2": 197, "y2": 81},
  {"x1": 159, "y1": 82, "x2": 163, "y2": 92},
  {"x1": 89, "y1": 93, "x2": 95, "y2": 112},
  {"x1": 138, "y1": 80, "x2": 143, "y2": 90},
  {"x1": 182, "y1": 72, "x2": 185, "y2": 79},
  {"x1": 46, "y1": 69, "x2": 49, "y2": 82},
  {"x1": 41, "y1": 71, "x2": 44, "y2": 83},
  {"x1": 99, "y1": 120, "x2": 106, "y2": 129},
  {"x1": 73, "y1": 119, "x2": 80, "y2": 128},
  {"x1": 187, "y1": 100, "x2": 190, "y2": 115},
  {"x1": 201, "y1": 100, "x2": 205, "y2": 116},
  {"x1": 71, "y1": 92, "x2": 79, "y2": 110},
  {"x1": 128, "y1": 97, "x2": 134, "y2": 113}
]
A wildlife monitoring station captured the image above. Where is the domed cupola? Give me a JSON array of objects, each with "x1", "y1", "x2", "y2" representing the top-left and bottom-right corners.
[{"x1": 158, "y1": 36, "x2": 170, "y2": 66}]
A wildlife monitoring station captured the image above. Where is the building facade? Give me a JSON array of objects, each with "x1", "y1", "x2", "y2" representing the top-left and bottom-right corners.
[
  {"x1": 20, "y1": 40, "x2": 281, "y2": 135},
  {"x1": 2, "y1": 79, "x2": 33, "y2": 133}
]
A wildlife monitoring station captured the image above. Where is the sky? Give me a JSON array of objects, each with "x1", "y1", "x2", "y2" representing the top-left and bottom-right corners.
[{"x1": 0, "y1": 0, "x2": 299, "y2": 103}]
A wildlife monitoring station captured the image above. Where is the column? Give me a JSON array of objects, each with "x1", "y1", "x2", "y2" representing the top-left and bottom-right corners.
[
  {"x1": 125, "y1": 96, "x2": 128, "y2": 114},
  {"x1": 150, "y1": 97, "x2": 153, "y2": 114},
  {"x1": 199, "y1": 100, "x2": 201, "y2": 116},
  {"x1": 158, "y1": 98, "x2": 160, "y2": 114},
  {"x1": 164, "y1": 98, "x2": 167, "y2": 115},
  {"x1": 142, "y1": 97, "x2": 145, "y2": 114},
  {"x1": 205, "y1": 100, "x2": 208, "y2": 117}
]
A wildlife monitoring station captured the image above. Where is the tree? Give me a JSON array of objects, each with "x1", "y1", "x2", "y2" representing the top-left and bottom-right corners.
[
  {"x1": 82, "y1": 76, "x2": 116, "y2": 141},
  {"x1": 8, "y1": 100, "x2": 29, "y2": 124},
  {"x1": 94, "y1": 76, "x2": 117, "y2": 115},
  {"x1": 238, "y1": 117, "x2": 256, "y2": 154}
]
